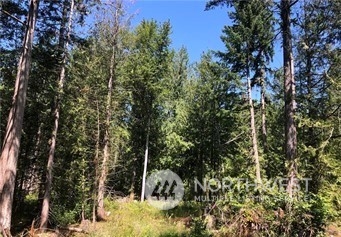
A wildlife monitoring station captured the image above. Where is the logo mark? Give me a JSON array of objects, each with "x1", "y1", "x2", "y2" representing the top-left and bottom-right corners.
[{"x1": 145, "y1": 169, "x2": 184, "y2": 210}]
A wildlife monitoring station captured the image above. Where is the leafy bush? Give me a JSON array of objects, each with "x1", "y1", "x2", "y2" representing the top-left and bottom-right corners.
[
  {"x1": 189, "y1": 217, "x2": 212, "y2": 237},
  {"x1": 50, "y1": 205, "x2": 79, "y2": 226},
  {"x1": 210, "y1": 187, "x2": 328, "y2": 236},
  {"x1": 166, "y1": 201, "x2": 204, "y2": 218}
]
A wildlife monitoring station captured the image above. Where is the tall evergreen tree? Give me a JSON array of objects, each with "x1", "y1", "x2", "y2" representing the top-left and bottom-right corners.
[
  {"x1": 121, "y1": 20, "x2": 172, "y2": 200},
  {"x1": 94, "y1": 0, "x2": 129, "y2": 220},
  {"x1": 39, "y1": 0, "x2": 76, "y2": 229},
  {"x1": 206, "y1": 0, "x2": 274, "y2": 185},
  {"x1": 183, "y1": 53, "x2": 242, "y2": 195},
  {"x1": 159, "y1": 47, "x2": 193, "y2": 172},
  {"x1": 295, "y1": 0, "x2": 341, "y2": 218},
  {"x1": 0, "y1": 0, "x2": 39, "y2": 234},
  {"x1": 280, "y1": 0, "x2": 297, "y2": 199}
]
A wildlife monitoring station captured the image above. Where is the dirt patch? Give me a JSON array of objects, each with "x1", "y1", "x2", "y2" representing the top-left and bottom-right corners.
[{"x1": 326, "y1": 224, "x2": 341, "y2": 237}]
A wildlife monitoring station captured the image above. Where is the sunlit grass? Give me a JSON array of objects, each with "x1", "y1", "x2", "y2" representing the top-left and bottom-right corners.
[{"x1": 74, "y1": 200, "x2": 190, "y2": 237}]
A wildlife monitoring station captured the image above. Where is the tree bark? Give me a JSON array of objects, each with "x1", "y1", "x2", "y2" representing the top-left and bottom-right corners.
[
  {"x1": 93, "y1": 101, "x2": 100, "y2": 223},
  {"x1": 97, "y1": 45, "x2": 115, "y2": 220},
  {"x1": 97, "y1": 2, "x2": 121, "y2": 219},
  {"x1": 247, "y1": 76, "x2": 262, "y2": 186},
  {"x1": 281, "y1": 0, "x2": 297, "y2": 199},
  {"x1": 0, "y1": 0, "x2": 39, "y2": 234},
  {"x1": 261, "y1": 79, "x2": 268, "y2": 154},
  {"x1": 40, "y1": 0, "x2": 75, "y2": 229},
  {"x1": 129, "y1": 169, "x2": 136, "y2": 201},
  {"x1": 141, "y1": 116, "x2": 151, "y2": 202}
]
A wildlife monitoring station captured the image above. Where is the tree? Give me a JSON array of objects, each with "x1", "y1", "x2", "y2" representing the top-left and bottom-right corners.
[
  {"x1": 206, "y1": 0, "x2": 274, "y2": 186},
  {"x1": 50, "y1": 0, "x2": 131, "y2": 223},
  {"x1": 57, "y1": 40, "x2": 105, "y2": 225},
  {"x1": 182, "y1": 53, "x2": 242, "y2": 196},
  {"x1": 39, "y1": 0, "x2": 75, "y2": 229},
  {"x1": 0, "y1": 0, "x2": 39, "y2": 234},
  {"x1": 95, "y1": 0, "x2": 128, "y2": 220},
  {"x1": 295, "y1": 0, "x2": 341, "y2": 218},
  {"x1": 280, "y1": 0, "x2": 297, "y2": 199},
  {"x1": 122, "y1": 20, "x2": 172, "y2": 200},
  {"x1": 158, "y1": 47, "x2": 193, "y2": 172}
]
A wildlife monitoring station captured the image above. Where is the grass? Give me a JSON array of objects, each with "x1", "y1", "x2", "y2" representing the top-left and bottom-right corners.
[
  {"x1": 73, "y1": 200, "x2": 197, "y2": 237},
  {"x1": 13, "y1": 198, "x2": 341, "y2": 236}
]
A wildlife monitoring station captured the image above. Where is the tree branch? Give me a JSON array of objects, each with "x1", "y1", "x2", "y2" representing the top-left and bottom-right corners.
[
  {"x1": 224, "y1": 132, "x2": 244, "y2": 145},
  {"x1": 0, "y1": 9, "x2": 26, "y2": 26},
  {"x1": 290, "y1": 0, "x2": 299, "y2": 8}
]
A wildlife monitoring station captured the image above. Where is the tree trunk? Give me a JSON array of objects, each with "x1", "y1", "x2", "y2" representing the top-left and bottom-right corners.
[
  {"x1": 40, "y1": 0, "x2": 75, "y2": 229},
  {"x1": 247, "y1": 76, "x2": 262, "y2": 186},
  {"x1": 261, "y1": 77, "x2": 272, "y2": 178},
  {"x1": 97, "y1": 31, "x2": 119, "y2": 222},
  {"x1": 141, "y1": 116, "x2": 151, "y2": 202},
  {"x1": 97, "y1": 44, "x2": 115, "y2": 219},
  {"x1": 97, "y1": 128, "x2": 110, "y2": 220},
  {"x1": 281, "y1": 0, "x2": 297, "y2": 199},
  {"x1": 96, "y1": 1, "x2": 123, "y2": 220},
  {"x1": 129, "y1": 169, "x2": 136, "y2": 200},
  {"x1": 93, "y1": 101, "x2": 100, "y2": 223},
  {"x1": 96, "y1": 88, "x2": 112, "y2": 218},
  {"x1": 261, "y1": 79, "x2": 268, "y2": 154},
  {"x1": 0, "y1": 0, "x2": 39, "y2": 234}
]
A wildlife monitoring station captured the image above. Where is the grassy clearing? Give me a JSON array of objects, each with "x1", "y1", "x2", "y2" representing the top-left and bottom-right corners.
[
  {"x1": 13, "y1": 199, "x2": 341, "y2": 236},
  {"x1": 76, "y1": 199, "x2": 341, "y2": 237},
  {"x1": 73, "y1": 200, "x2": 207, "y2": 237}
]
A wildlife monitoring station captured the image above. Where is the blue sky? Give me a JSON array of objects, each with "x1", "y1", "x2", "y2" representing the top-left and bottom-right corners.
[
  {"x1": 129, "y1": 0, "x2": 229, "y2": 63},
  {"x1": 125, "y1": 0, "x2": 283, "y2": 70}
]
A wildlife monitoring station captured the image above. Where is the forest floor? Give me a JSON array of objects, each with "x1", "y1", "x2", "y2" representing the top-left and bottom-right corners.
[
  {"x1": 13, "y1": 199, "x2": 341, "y2": 237},
  {"x1": 71, "y1": 199, "x2": 208, "y2": 237},
  {"x1": 326, "y1": 224, "x2": 341, "y2": 237},
  {"x1": 68, "y1": 201, "x2": 341, "y2": 237}
]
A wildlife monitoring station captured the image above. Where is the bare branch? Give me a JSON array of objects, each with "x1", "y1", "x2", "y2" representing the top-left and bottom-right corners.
[
  {"x1": 290, "y1": 0, "x2": 299, "y2": 8},
  {"x1": 224, "y1": 132, "x2": 244, "y2": 145},
  {"x1": 0, "y1": 9, "x2": 26, "y2": 26}
]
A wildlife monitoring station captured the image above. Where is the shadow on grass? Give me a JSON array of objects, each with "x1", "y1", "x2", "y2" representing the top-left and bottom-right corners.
[
  {"x1": 159, "y1": 233, "x2": 188, "y2": 237},
  {"x1": 164, "y1": 201, "x2": 204, "y2": 218},
  {"x1": 161, "y1": 201, "x2": 212, "y2": 237},
  {"x1": 12, "y1": 195, "x2": 40, "y2": 235}
]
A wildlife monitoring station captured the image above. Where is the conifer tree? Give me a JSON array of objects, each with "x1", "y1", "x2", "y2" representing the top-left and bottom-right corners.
[
  {"x1": 95, "y1": 0, "x2": 128, "y2": 220},
  {"x1": 122, "y1": 20, "x2": 172, "y2": 200},
  {"x1": 295, "y1": 0, "x2": 341, "y2": 216},
  {"x1": 0, "y1": 0, "x2": 40, "y2": 234},
  {"x1": 39, "y1": 0, "x2": 75, "y2": 229},
  {"x1": 280, "y1": 0, "x2": 297, "y2": 199},
  {"x1": 206, "y1": 0, "x2": 274, "y2": 186}
]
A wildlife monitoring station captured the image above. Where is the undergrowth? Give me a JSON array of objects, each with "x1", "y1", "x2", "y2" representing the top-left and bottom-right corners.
[{"x1": 73, "y1": 200, "x2": 209, "y2": 237}]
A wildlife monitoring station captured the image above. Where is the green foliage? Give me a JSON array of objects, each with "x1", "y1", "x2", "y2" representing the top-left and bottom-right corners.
[
  {"x1": 75, "y1": 201, "x2": 190, "y2": 237},
  {"x1": 1, "y1": 0, "x2": 340, "y2": 235},
  {"x1": 295, "y1": 0, "x2": 341, "y2": 223},
  {"x1": 189, "y1": 217, "x2": 212, "y2": 237},
  {"x1": 118, "y1": 19, "x2": 173, "y2": 195},
  {"x1": 51, "y1": 205, "x2": 79, "y2": 226},
  {"x1": 159, "y1": 48, "x2": 193, "y2": 169},
  {"x1": 165, "y1": 201, "x2": 203, "y2": 218},
  {"x1": 214, "y1": 0, "x2": 274, "y2": 76},
  {"x1": 213, "y1": 190, "x2": 328, "y2": 237}
]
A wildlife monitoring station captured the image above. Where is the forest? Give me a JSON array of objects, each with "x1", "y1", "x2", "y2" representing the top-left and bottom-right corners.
[{"x1": 0, "y1": 0, "x2": 340, "y2": 236}]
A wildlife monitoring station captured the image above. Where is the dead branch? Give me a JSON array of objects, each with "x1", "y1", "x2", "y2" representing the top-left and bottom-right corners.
[{"x1": 0, "y1": 9, "x2": 26, "y2": 25}]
